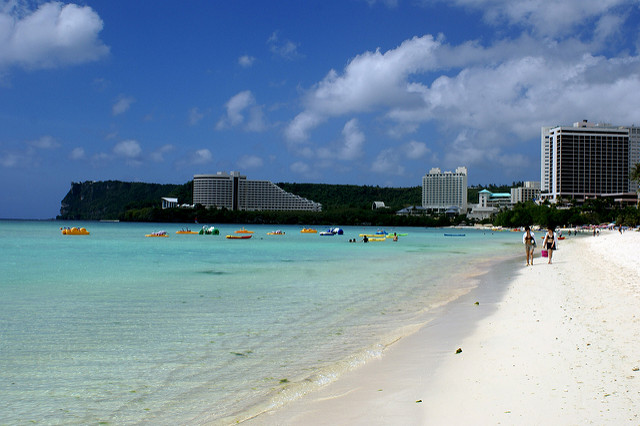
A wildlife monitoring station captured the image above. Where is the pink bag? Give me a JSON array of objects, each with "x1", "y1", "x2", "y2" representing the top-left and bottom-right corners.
[{"x1": 541, "y1": 249, "x2": 548, "y2": 257}]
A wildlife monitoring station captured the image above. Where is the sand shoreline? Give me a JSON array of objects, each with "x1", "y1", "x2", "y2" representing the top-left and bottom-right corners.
[{"x1": 244, "y1": 231, "x2": 640, "y2": 425}]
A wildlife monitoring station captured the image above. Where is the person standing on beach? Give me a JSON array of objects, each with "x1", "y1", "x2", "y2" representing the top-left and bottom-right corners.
[
  {"x1": 542, "y1": 227, "x2": 558, "y2": 264},
  {"x1": 522, "y1": 225, "x2": 536, "y2": 266}
]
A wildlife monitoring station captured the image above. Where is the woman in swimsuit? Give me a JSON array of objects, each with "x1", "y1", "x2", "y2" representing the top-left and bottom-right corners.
[
  {"x1": 542, "y1": 227, "x2": 558, "y2": 264},
  {"x1": 522, "y1": 225, "x2": 535, "y2": 266}
]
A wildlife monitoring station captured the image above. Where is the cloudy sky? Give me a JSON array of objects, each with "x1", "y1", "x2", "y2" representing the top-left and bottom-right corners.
[{"x1": 2, "y1": 0, "x2": 640, "y2": 218}]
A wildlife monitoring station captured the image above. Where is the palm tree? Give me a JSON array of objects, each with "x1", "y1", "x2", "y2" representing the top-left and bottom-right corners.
[{"x1": 631, "y1": 162, "x2": 640, "y2": 207}]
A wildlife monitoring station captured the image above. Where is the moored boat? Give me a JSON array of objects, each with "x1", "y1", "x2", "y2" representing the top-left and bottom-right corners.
[
  {"x1": 235, "y1": 227, "x2": 254, "y2": 234},
  {"x1": 199, "y1": 226, "x2": 220, "y2": 235},
  {"x1": 300, "y1": 228, "x2": 317, "y2": 233},
  {"x1": 267, "y1": 230, "x2": 285, "y2": 235},
  {"x1": 146, "y1": 231, "x2": 168, "y2": 237},
  {"x1": 176, "y1": 228, "x2": 198, "y2": 234},
  {"x1": 61, "y1": 227, "x2": 90, "y2": 235},
  {"x1": 226, "y1": 234, "x2": 252, "y2": 239}
]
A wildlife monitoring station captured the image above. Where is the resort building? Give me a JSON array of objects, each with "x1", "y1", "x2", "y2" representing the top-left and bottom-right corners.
[
  {"x1": 161, "y1": 197, "x2": 178, "y2": 209},
  {"x1": 468, "y1": 189, "x2": 512, "y2": 220},
  {"x1": 541, "y1": 120, "x2": 640, "y2": 204},
  {"x1": 422, "y1": 167, "x2": 468, "y2": 214},
  {"x1": 193, "y1": 171, "x2": 322, "y2": 211},
  {"x1": 511, "y1": 181, "x2": 541, "y2": 204}
]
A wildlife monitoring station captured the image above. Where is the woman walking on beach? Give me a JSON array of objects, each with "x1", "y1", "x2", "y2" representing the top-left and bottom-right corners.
[
  {"x1": 522, "y1": 225, "x2": 536, "y2": 266},
  {"x1": 542, "y1": 227, "x2": 558, "y2": 264}
]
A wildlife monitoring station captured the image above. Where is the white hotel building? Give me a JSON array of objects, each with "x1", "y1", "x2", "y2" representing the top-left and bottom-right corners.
[
  {"x1": 541, "y1": 120, "x2": 640, "y2": 203},
  {"x1": 422, "y1": 167, "x2": 468, "y2": 213},
  {"x1": 193, "y1": 171, "x2": 321, "y2": 211}
]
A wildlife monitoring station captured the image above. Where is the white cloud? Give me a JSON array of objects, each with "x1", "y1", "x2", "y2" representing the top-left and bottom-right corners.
[
  {"x1": 285, "y1": 111, "x2": 323, "y2": 143},
  {"x1": 364, "y1": 0, "x2": 399, "y2": 7},
  {"x1": 217, "y1": 90, "x2": 266, "y2": 132},
  {"x1": 0, "y1": 152, "x2": 21, "y2": 167},
  {"x1": 267, "y1": 31, "x2": 301, "y2": 60},
  {"x1": 112, "y1": 95, "x2": 135, "y2": 116},
  {"x1": 442, "y1": 0, "x2": 633, "y2": 38},
  {"x1": 28, "y1": 135, "x2": 59, "y2": 149},
  {"x1": 285, "y1": 15, "x2": 640, "y2": 173},
  {"x1": 371, "y1": 148, "x2": 405, "y2": 175},
  {"x1": 0, "y1": 2, "x2": 109, "y2": 70},
  {"x1": 238, "y1": 55, "x2": 256, "y2": 67},
  {"x1": 150, "y1": 144, "x2": 174, "y2": 162},
  {"x1": 69, "y1": 147, "x2": 85, "y2": 160},
  {"x1": 290, "y1": 161, "x2": 312, "y2": 175},
  {"x1": 113, "y1": 139, "x2": 141, "y2": 159},
  {"x1": 188, "y1": 107, "x2": 205, "y2": 125},
  {"x1": 403, "y1": 140, "x2": 429, "y2": 159},
  {"x1": 371, "y1": 141, "x2": 429, "y2": 176},
  {"x1": 285, "y1": 35, "x2": 440, "y2": 142},
  {"x1": 237, "y1": 154, "x2": 263, "y2": 169},
  {"x1": 339, "y1": 119, "x2": 365, "y2": 160},
  {"x1": 190, "y1": 148, "x2": 213, "y2": 165}
]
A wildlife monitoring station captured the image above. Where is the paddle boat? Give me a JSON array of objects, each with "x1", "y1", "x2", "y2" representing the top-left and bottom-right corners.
[
  {"x1": 300, "y1": 228, "x2": 317, "y2": 233},
  {"x1": 176, "y1": 228, "x2": 198, "y2": 234},
  {"x1": 234, "y1": 227, "x2": 254, "y2": 234},
  {"x1": 320, "y1": 229, "x2": 335, "y2": 236},
  {"x1": 226, "y1": 234, "x2": 252, "y2": 240},
  {"x1": 146, "y1": 230, "x2": 168, "y2": 237},
  {"x1": 61, "y1": 226, "x2": 90, "y2": 235},
  {"x1": 199, "y1": 226, "x2": 220, "y2": 235},
  {"x1": 267, "y1": 230, "x2": 285, "y2": 235}
]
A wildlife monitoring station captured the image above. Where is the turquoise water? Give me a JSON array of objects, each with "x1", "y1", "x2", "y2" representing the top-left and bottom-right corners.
[{"x1": 0, "y1": 221, "x2": 518, "y2": 424}]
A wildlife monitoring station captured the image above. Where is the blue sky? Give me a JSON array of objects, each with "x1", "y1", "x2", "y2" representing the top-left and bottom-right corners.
[{"x1": 2, "y1": 0, "x2": 640, "y2": 219}]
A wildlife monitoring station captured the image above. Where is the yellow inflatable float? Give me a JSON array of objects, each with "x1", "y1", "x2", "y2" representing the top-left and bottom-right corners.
[{"x1": 61, "y1": 227, "x2": 90, "y2": 235}]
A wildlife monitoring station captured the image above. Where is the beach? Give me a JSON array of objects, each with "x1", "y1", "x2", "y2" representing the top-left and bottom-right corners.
[{"x1": 247, "y1": 230, "x2": 640, "y2": 425}]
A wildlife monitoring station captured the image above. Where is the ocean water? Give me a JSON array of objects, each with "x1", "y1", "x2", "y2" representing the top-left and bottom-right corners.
[{"x1": 0, "y1": 221, "x2": 518, "y2": 424}]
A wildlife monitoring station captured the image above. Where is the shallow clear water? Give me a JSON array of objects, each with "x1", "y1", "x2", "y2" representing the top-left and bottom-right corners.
[{"x1": 0, "y1": 221, "x2": 518, "y2": 424}]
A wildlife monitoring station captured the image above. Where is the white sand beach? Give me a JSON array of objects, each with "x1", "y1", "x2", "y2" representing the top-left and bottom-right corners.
[{"x1": 246, "y1": 230, "x2": 640, "y2": 425}]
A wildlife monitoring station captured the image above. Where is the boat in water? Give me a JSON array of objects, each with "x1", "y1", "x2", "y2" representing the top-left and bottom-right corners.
[
  {"x1": 145, "y1": 231, "x2": 168, "y2": 238},
  {"x1": 176, "y1": 228, "x2": 198, "y2": 234},
  {"x1": 300, "y1": 228, "x2": 317, "y2": 233},
  {"x1": 61, "y1": 227, "x2": 90, "y2": 235},
  {"x1": 267, "y1": 230, "x2": 285, "y2": 235},
  {"x1": 199, "y1": 226, "x2": 220, "y2": 235},
  {"x1": 234, "y1": 227, "x2": 254, "y2": 234},
  {"x1": 226, "y1": 234, "x2": 252, "y2": 240}
]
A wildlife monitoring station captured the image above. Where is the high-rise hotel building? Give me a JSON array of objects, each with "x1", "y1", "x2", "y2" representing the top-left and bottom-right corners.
[
  {"x1": 541, "y1": 120, "x2": 640, "y2": 203},
  {"x1": 193, "y1": 171, "x2": 321, "y2": 211},
  {"x1": 422, "y1": 167, "x2": 468, "y2": 213}
]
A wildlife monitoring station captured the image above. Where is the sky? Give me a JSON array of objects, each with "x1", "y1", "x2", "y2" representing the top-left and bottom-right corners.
[{"x1": 2, "y1": 0, "x2": 640, "y2": 219}]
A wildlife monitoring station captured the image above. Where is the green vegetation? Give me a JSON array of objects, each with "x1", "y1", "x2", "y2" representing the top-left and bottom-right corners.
[
  {"x1": 493, "y1": 199, "x2": 640, "y2": 228},
  {"x1": 58, "y1": 180, "x2": 191, "y2": 220},
  {"x1": 276, "y1": 183, "x2": 421, "y2": 210}
]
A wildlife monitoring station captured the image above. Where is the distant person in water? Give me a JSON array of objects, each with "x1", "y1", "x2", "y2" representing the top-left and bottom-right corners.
[
  {"x1": 542, "y1": 227, "x2": 558, "y2": 264},
  {"x1": 522, "y1": 225, "x2": 536, "y2": 266}
]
